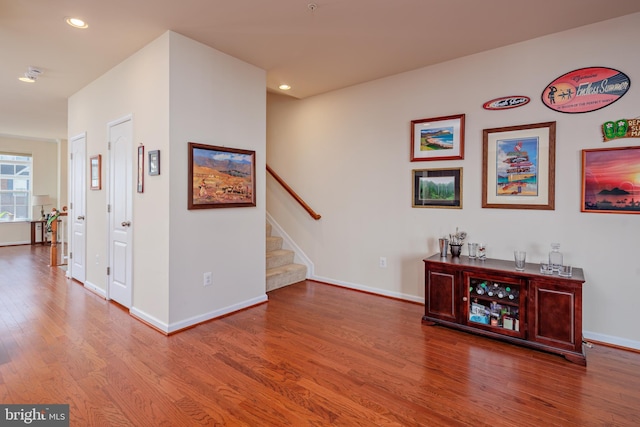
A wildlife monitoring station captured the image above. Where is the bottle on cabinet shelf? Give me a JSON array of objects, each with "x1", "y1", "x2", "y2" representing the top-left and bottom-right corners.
[
  {"x1": 474, "y1": 281, "x2": 487, "y2": 295},
  {"x1": 549, "y1": 243, "x2": 563, "y2": 273}
]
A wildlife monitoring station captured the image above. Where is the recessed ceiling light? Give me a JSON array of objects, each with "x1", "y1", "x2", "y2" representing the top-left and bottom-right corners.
[
  {"x1": 65, "y1": 17, "x2": 88, "y2": 29},
  {"x1": 279, "y1": 84, "x2": 291, "y2": 91},
  {"x1": 18, "y1": 67, "x2": 42, "y2": 83}
]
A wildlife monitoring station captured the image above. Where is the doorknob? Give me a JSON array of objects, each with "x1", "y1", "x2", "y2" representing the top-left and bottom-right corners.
[
  {"x1": 121, "y1": 221, "x2": 131, "y2": 227},
  {"x1": 77, "y1": 215, "x2": 85, "y2": 220}
]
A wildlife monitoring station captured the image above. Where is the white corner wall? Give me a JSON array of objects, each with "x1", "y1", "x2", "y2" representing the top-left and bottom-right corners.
[
  {"x1": 167, "y1": 32, "x2": 267, "y2": 329},
  {"x1": 266, "y1": 13, "x2": 640, "y2": 349},
  {"x1": 69, "y1": 31, "x2": 267, "y2": 332}
]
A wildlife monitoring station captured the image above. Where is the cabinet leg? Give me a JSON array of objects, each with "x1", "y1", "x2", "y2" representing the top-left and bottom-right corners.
[
  {"x1": 421, "y1": 316, "x2": 437, "y2": 326},
  {"x1": 563, "y1": 353, "x2": 587, "y2": 366}
]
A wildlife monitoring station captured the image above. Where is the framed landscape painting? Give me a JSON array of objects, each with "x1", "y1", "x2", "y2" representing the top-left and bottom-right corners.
[
  {"x1": 410, "y1": 114, "x2": 465, "y2": 161},
  {"x1": 412, "y1": 168, "x2": 462, "y2": 208},
  {"x1": 188, "y1": 142, "x2": 256, "y2": 209},
  {"x1": 581, "y1": 146, "x2": 640, "y2": 214}
]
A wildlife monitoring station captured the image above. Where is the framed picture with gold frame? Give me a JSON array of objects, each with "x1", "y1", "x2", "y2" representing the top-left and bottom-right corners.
[
  {"x1": 137, "y1": 145, "x2": 144, "y2": 193},
  {"x1": 412, "y1": 167, "x2": 462, "y2": 208},
  {"x1": 90, "y1": 155, "x2": 101, "y2": 190},
  {"x1": 482, "y1": 121, "x2": 556, "y2": 210}
]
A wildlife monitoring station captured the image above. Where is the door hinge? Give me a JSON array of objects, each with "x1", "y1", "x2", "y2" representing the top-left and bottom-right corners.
[
  {"x1": 107, "y1": 267, "x2": 110, "y2": 276},
  {"x1": 108, "y1": 141, "x2": 111, "y2": 150},
  {"x1": 70, "y1": 202, "x2": 73, "y2": 210},
  {"x1": 69, "y1": 252, "x2": 73, "y2": 259},
  {"x1": 70, "y1": 153, "x2": 73, "y2": 160},
  {"x1": 107, "y1": 204, "x2": 111, "y2": 213}
]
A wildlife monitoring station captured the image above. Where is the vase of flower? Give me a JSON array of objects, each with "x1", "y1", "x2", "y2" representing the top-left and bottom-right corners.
[
  {"x1": 448, "y1": 227, "x2": 467, "y2": 258},
  {"x1": 450, "y1": 244, "x2": 463, "y2": 257}
]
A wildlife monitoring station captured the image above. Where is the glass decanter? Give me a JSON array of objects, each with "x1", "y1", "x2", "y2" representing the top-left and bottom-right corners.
[{"x1": 548, "y1": 243, "x2": 563, "y2": 273}]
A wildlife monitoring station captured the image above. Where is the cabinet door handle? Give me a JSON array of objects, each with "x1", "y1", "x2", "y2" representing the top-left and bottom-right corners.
[
  {"x1": 121, "y1": 221, "x2": 131, "y2": 227},
  {"x1": 462, "y1": 297, "x2": 468, "y2": 302},
  {"x1": 77, "y1": 215, "x2": 85, "y2": 220}
]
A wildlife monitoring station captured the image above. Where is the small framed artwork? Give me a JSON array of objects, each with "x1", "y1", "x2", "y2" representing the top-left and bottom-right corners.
[
  {"x1": 412, "y1": 168, "x2": 462, "y2": 208},
  {"x1": 188, "y1": 142, "x2": 256, "y2": 209},
  {"x1": 90, "y1": 155, "x2": 101, "y2": 190},
  {"x1": 137, "y1": 145, "x2": 144, "y2": 193},
  {"x1": 581, "y1": 146, "x2": 640, "y2": 214},
  {"x1": 148, "y1": 150, "x2": 160, "y2": 176},
  {"x1": 410, "y1": 114, "x2": 465, "y2": 161},
  {"x1": 482, "y1": 122, "x2": 556, "y2": 210}
]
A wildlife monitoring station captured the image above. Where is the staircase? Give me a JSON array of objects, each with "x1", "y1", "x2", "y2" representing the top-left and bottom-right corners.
[{"x1": 266, "y1": 222, "x2": 307, "y2": 291}]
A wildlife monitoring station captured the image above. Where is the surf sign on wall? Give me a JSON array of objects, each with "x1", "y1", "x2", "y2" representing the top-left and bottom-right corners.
[
  {"x1": 483, "y1": 96, "x2": 530, "y2": 110},
  {"x1": 541, "y1": 67, "x2": 630, "y2": 113}
]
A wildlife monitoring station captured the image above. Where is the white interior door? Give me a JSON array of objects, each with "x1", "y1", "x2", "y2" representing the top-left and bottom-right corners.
[
  {"x1": 70, "y1": 133, "x2": 86, "y2": 283},
  {"x1": 108, "y1": 116, "x2": 133, "y2": 307}
]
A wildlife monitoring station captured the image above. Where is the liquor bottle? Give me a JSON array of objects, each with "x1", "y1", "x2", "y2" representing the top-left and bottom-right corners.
[
  {"x1": 549, "y1": 243, "x2": 563, "y2": 273},
  {"x1": 487, "y1": 285, "x2": 495, "y2": 297},
  {"x1": 506, "y1": 286, "x2": 519, "y2": 301}
]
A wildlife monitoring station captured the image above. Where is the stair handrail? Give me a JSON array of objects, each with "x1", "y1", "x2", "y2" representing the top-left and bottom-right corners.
[{"x1": 266, "y1": 164, "x2": 321, "y2": 220}]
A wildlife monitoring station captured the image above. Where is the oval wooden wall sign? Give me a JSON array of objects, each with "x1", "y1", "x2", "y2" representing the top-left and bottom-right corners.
[
  {"x1": 541, "y1": 67, "x2": 630, "y2": 113},
  {"x1": 483, "y1": 96, "x2": 530, "y2": 110}
]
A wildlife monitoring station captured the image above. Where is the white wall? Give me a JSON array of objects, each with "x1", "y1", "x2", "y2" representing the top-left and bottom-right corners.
[
  {"x1": 0, "y1": 135, "x2": 61, "y2": 245},
  {"x1": 69, "y1": 31, "x2": 266, "y2": 332},
  {"x1": 167, "y1": 32, "x2": 267, "y2": 329},
  {"x1": 69, "y1": 33, "x2": 172, "y2": 321},
  {"x1": 266, "y1": 13, "x2": 640, "y2": 349}
]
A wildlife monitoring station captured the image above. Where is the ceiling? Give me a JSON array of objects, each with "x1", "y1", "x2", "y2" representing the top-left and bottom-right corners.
[{"x1": 2, "y1": 0, "x2": 640, "y2": 141}]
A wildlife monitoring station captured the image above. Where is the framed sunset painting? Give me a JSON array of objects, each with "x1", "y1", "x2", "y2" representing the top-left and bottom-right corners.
[{"x1": 582, "y1": 146, "x2": 640, "y2": 214}]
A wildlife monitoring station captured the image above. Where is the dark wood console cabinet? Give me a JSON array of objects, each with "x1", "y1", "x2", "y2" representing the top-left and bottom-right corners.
[{"x1": 423, "y1": 254, "x2": 586, "y2": 365}]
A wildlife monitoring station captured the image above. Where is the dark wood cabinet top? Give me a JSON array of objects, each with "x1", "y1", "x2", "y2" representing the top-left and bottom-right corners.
[{"x1": 423, "y1": 253, "x2": 585, "y2": 283}]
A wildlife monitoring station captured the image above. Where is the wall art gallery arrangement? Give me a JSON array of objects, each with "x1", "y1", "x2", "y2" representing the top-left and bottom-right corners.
[{"x1": 410, "y1": 66, "x2": 638, "y2": 215}]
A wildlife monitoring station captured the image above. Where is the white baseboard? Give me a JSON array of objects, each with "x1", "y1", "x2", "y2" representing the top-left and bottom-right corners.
[
  {"x1": 310, "y1": 274, "x2": 424, "y2": 304},
  {"x1": 131, "y1": 294, "x2": 269, "y2": 334},
  {"x1": 84, "y1": 281, "x2": 107, "y2": 298},
  {"x1": 583, "y1": 331, "x2": 640, "y2": 351},
  {"x1": 129, "y1": 307, "x2": 169, "y2": 333},
  {"x1": 0, "y1": 241, "x2": 30, "y2": 246}
]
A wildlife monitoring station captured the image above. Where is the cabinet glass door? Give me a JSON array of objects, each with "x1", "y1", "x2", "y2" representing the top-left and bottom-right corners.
[{"x1": 466, "y1": 274, "x2": 525, "y2": 339}]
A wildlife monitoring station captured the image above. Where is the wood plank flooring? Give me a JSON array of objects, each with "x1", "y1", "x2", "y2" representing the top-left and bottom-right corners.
[{"x1": 1, "y1": 244, "x2": 639, "y2": 426}]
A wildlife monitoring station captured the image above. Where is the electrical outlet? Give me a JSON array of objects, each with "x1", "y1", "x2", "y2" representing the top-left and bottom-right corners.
[
  {"x1": 379, "y1": 257, "x2": 387, "y2": 268},
  {"x1": 203, "y1": 272, "x2": 212, "y2": 286}
]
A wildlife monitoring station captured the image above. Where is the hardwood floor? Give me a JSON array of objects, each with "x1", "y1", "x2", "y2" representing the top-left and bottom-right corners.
[{"x1": 1, "y1": 244, "x2": 639, "y2": 426}]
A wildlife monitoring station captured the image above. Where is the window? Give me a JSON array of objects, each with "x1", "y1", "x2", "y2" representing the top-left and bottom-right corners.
[{"x1": 0, "y1": 154, "x2": 32, "y2": 222}]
